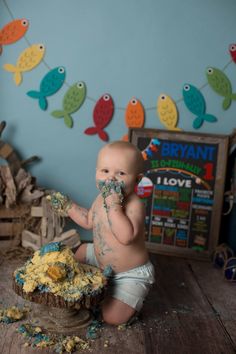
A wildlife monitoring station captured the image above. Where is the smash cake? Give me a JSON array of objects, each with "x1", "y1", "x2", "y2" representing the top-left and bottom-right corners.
[{"x1": 13, "y1": 242, "x2": 107, "y2": 310}]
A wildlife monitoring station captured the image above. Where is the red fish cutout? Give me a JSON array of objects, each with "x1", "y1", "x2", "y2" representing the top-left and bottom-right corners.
[
  {"x1": 84, "y1": 94, "x2": 114, "y2": 141},
  {"x1": 0, "y1": 19, "x2": 29, "y2": 55},
  {"x1": 229, "y1": 44, "x2": 236, "y2": 63}
]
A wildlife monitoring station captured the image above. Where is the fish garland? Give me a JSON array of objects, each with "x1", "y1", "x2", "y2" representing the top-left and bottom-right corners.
[
  {"x1": 157, "y1": 94, "x2": 181, "y2": 131},
  {"x1": 0, "y1": 18, "x2": 29, "y2": 55},
  {"x1": 1, "y1": 7, "x2": 236, "y2": 134},
  {"x1": 51, "y1": 81, "x2": 86, "y2": 128},
  {"x1": 206, "y1": 67, "x2": 236, "y2": 110},
  {"x1": 27, "y1": 66, "x2": 66, "y2": 110},
  {"x1": 122, "y1": 98, "x2": 145, "y2": 141},
  {"x1": 229, "y1": 44, "x2": 236, "y2": 64},
  {"x1": 3, "y1": 43, "x2": 45, "y2": 86},
  {"x1": 183, "y1": 84, "x2": 217, "y2": 129},
  {"x1": 84, "y1": 94, "x2": 114, "y2": 142}
]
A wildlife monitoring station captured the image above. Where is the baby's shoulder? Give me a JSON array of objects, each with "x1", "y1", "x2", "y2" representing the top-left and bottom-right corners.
[{"x1": 126, "y1": 193, "x2": 144, "y2": 212}]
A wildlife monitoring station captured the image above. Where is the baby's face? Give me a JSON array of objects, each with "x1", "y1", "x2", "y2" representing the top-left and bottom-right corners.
[{"x1": 96, "y1": 146, "x2": 139, "y2": 195}]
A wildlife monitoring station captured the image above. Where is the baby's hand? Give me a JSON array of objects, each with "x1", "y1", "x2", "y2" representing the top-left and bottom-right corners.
[
  {"x1": 46, "y1": 192, "x2": 72, "y2": 216},
  {"x1": 99, "y1": 180, "x2": 124, "y2": 198},
  {"x1": 98, "y1": 180, "x2": 125, "y2": 211}
]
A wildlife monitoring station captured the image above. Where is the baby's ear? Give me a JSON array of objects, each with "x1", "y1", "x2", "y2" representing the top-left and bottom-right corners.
[{"x1": 136, "y1": 174, "x2": 143, "y2": 184}]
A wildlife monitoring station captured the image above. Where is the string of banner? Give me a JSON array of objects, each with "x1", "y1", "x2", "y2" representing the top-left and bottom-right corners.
[{"x1": 1, "y1": 0, "x2": 236, "y2": 142}]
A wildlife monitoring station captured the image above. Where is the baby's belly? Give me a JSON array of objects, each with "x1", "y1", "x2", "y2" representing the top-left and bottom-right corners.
[{"x1": 93, "y1": 237, "x2": 149, "y2": 273}]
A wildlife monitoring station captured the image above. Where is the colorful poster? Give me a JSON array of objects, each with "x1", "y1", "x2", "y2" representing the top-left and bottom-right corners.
[{"x1": 136, "y1": 136, "x2": 218, "y2": 251}]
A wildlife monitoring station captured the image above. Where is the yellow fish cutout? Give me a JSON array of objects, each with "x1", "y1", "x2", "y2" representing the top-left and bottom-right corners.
[
  {"x1": 157, "y1": 94, "x2": 182, "y2": 131},
  {"x1": 3, "y1": 43, "x2": 45, "y2": 86}
]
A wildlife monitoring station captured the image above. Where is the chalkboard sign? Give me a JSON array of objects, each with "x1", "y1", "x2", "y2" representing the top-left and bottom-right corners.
[{"x1": 129, "y1": 128, "x2": 229, "y2": 259}]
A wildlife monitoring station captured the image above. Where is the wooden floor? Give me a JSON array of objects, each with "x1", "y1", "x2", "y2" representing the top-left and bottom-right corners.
[{"x1": 0, "y1": 250, "x2": 236, "y2": 354}]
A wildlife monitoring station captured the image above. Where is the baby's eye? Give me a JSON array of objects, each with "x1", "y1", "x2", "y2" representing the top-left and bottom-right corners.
[
  {"x1": 102, "y1": 169, "x2": 109, "y2": 173},
  {"x1": 118, "y1": 171, "x2": 126, "y2": 176}
]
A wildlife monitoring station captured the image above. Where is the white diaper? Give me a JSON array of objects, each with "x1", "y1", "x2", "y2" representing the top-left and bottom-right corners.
[{"x1": 86, "y1": 243, "x2": 155, "y2": 311}]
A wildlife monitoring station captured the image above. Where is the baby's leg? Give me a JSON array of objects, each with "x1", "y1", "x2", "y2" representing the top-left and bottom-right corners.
[
  {"x1": 74, "y1": 243, "x2": 87, "y2": 263},
  {"x1": 101, "y1": 296, "x2": 136, "y2": 325}
]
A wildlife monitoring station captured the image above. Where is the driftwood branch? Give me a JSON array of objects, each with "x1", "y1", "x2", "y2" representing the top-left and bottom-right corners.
[
  {"x1": 0, "y1": 166, "x2": 17, "y2": 208},
  {"x1": 21, "y1": 155, "x2": 40, "y2": 167},
  {"x1": 0, "y1": 121, "x2": 6, "y2": 137}
]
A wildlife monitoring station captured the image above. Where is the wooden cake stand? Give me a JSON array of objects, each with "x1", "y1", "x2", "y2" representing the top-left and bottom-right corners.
[{"x1": 13, "y1": 279, "x2": 105, "y2": 334}]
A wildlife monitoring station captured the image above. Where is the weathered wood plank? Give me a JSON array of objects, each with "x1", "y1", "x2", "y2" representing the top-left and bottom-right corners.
[
  {"x1": 143, "y1": 254, "x2": 236, "y2": 354},
  {"x1": 0, "y1": 222, "x2": 23, "y2": 236},
  {"x1": 189, "y1": 259, "x2": 236, "y2": 320},
  {"x1": 0, "y1": 205, "x2": 29, "y2": 218}
]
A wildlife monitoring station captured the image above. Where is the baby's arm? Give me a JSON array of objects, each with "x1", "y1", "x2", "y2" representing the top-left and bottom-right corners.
[
  {"x1": 105, "y1": 193, "x2": 144, "y2": 245},
  {"x1": 67, "y1": 202, "x2": 93, "y2": 230},
  {"x1": 47, "y1": 192, "x2": 93, "y2": 230}
]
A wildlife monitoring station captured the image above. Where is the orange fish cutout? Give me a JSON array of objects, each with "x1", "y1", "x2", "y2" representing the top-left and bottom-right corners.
[
  {"x1": 0, "y1": 19, "x2": 29, "y2": 55},
  {"x1": 122, "y1": 98, "x2": 145, "y2": 141}
]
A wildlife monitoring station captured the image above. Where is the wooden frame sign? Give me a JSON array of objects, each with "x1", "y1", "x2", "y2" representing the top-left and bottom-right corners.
[{"x1": 129, "y1": 128, "x2": 229, "y2": 259}]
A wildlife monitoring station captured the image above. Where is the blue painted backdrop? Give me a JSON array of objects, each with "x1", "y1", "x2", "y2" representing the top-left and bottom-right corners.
[{"x1": 1, "y1": 0, "x2": 236, "y2": 240}]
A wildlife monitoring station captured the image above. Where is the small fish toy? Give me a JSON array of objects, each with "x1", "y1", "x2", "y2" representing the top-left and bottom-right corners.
[
  {"x1": 229, "y1": 44, "x2": 236, "y2": 63},
  {"x1": 122, "y1": 97, "x2": 145, "y2": 141},
  {"x1": 3, "y1": 43, "x2": 45, "y2": 86},
  {"x1": 51, "y1": 81, "x2": 86, "y2": 128},
  {"x1": 84, "y1": 94, "x2": 114, "y2": 141},
  {"x1": 157, "y1": 94, "x2": 181, "y2": 131},
  {"x1": 27, "y1": 66, "x2": 66, "y2": 110},
  {"x1": 206, "y1": 67, "x2": 236, "y2": 110},
  {"x1": 39, "y1": 242, "x2": 63, "y2": 256},
  {"x1": 0, "y1": 18, "x2": 29, "y2": 55},
  {"x1": 183, "y1": 83, "x2": 217, "y2": 129}
]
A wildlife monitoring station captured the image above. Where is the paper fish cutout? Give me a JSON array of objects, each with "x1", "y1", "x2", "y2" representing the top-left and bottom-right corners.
[
  {"x1": 51, "y1": 81, "x2": 86, "y2": 128},
  {"x1": 84, "y1": 94, "x2": 114, "y2": 141},
  {"x1": 27, "y1": 67, "x2": 66, "y2": 111},
  {"x1": 0, "y1": 18, "x2": 29, "y2": 55},
  {"x1": 3, "y1": 43, "x2": 45, "y2": 86},
  {"x1": 206, "y1": 67, "x2": 236, "y2": 110},
  {"x1": 183, "y1": 84, "x2": 217, "y2": 129},
  {"x1": 229, "y1": 44, "x2": 236, "y2": 63},
  {"x1": 122, "y1": 97, "x2": 145, "y2": 141},
  {"x1": 157, "y1": 94, "x2": 181, "y2": 131}
]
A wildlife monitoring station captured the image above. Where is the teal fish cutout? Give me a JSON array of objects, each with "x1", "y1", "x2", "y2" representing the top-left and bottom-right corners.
[
  {"x1": 51, "y1": 81, "x2": 86, "y2": 128},
  {"x1": 206, "y1": 67, "x2": 236, "y2": 110},
  {"x1": 27, "y1": 67, "x2": 66, "y2": 110},
  {"x1": 183, "y1": 84, "x2": 217, "y2": 129}
]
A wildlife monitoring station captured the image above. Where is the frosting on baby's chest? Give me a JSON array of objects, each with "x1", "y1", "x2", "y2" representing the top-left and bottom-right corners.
[{"x1": 92, "y1": 198, "x2": 108, "y2": 230}]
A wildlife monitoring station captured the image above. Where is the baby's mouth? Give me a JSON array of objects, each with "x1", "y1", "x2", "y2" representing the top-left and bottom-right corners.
[{"x1": 97, "y1": 179, "x2": 125, "y2": 193}]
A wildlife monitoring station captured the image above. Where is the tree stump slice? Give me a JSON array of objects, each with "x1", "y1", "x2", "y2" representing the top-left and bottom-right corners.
[
  {"x1": 13, "y1": 277, "x2": 106, "y2": 310},
  {"x1": 13, "y1": 277, "x2": 106, "y2": 334}
]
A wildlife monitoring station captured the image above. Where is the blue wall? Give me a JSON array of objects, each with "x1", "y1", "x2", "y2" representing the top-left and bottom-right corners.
[{"x1": 1, "y1": 0, "x2": 236, "y2": 240}]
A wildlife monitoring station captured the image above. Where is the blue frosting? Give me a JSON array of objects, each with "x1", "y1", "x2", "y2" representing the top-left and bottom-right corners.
[{"x1": 39, "y1": 242, "x2": 62, "y2": 256}]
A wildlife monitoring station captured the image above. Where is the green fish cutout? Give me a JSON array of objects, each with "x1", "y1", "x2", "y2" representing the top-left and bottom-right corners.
[
  {"x1": 206, "y1": 67, "x2": 236, "y2": 110},
  {"x1": 51, "y1": 81, "x2": 86, "y2": 128}
]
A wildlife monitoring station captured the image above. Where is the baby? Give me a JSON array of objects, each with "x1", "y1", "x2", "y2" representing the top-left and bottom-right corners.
[{"x1": 48, "y1": 141, "x2": 155, "y2": 325}]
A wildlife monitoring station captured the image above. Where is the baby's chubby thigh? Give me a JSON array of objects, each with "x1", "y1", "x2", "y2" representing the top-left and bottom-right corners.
[{"x1": 73, "y1": 243, "x2": 88, "y2": 263}]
